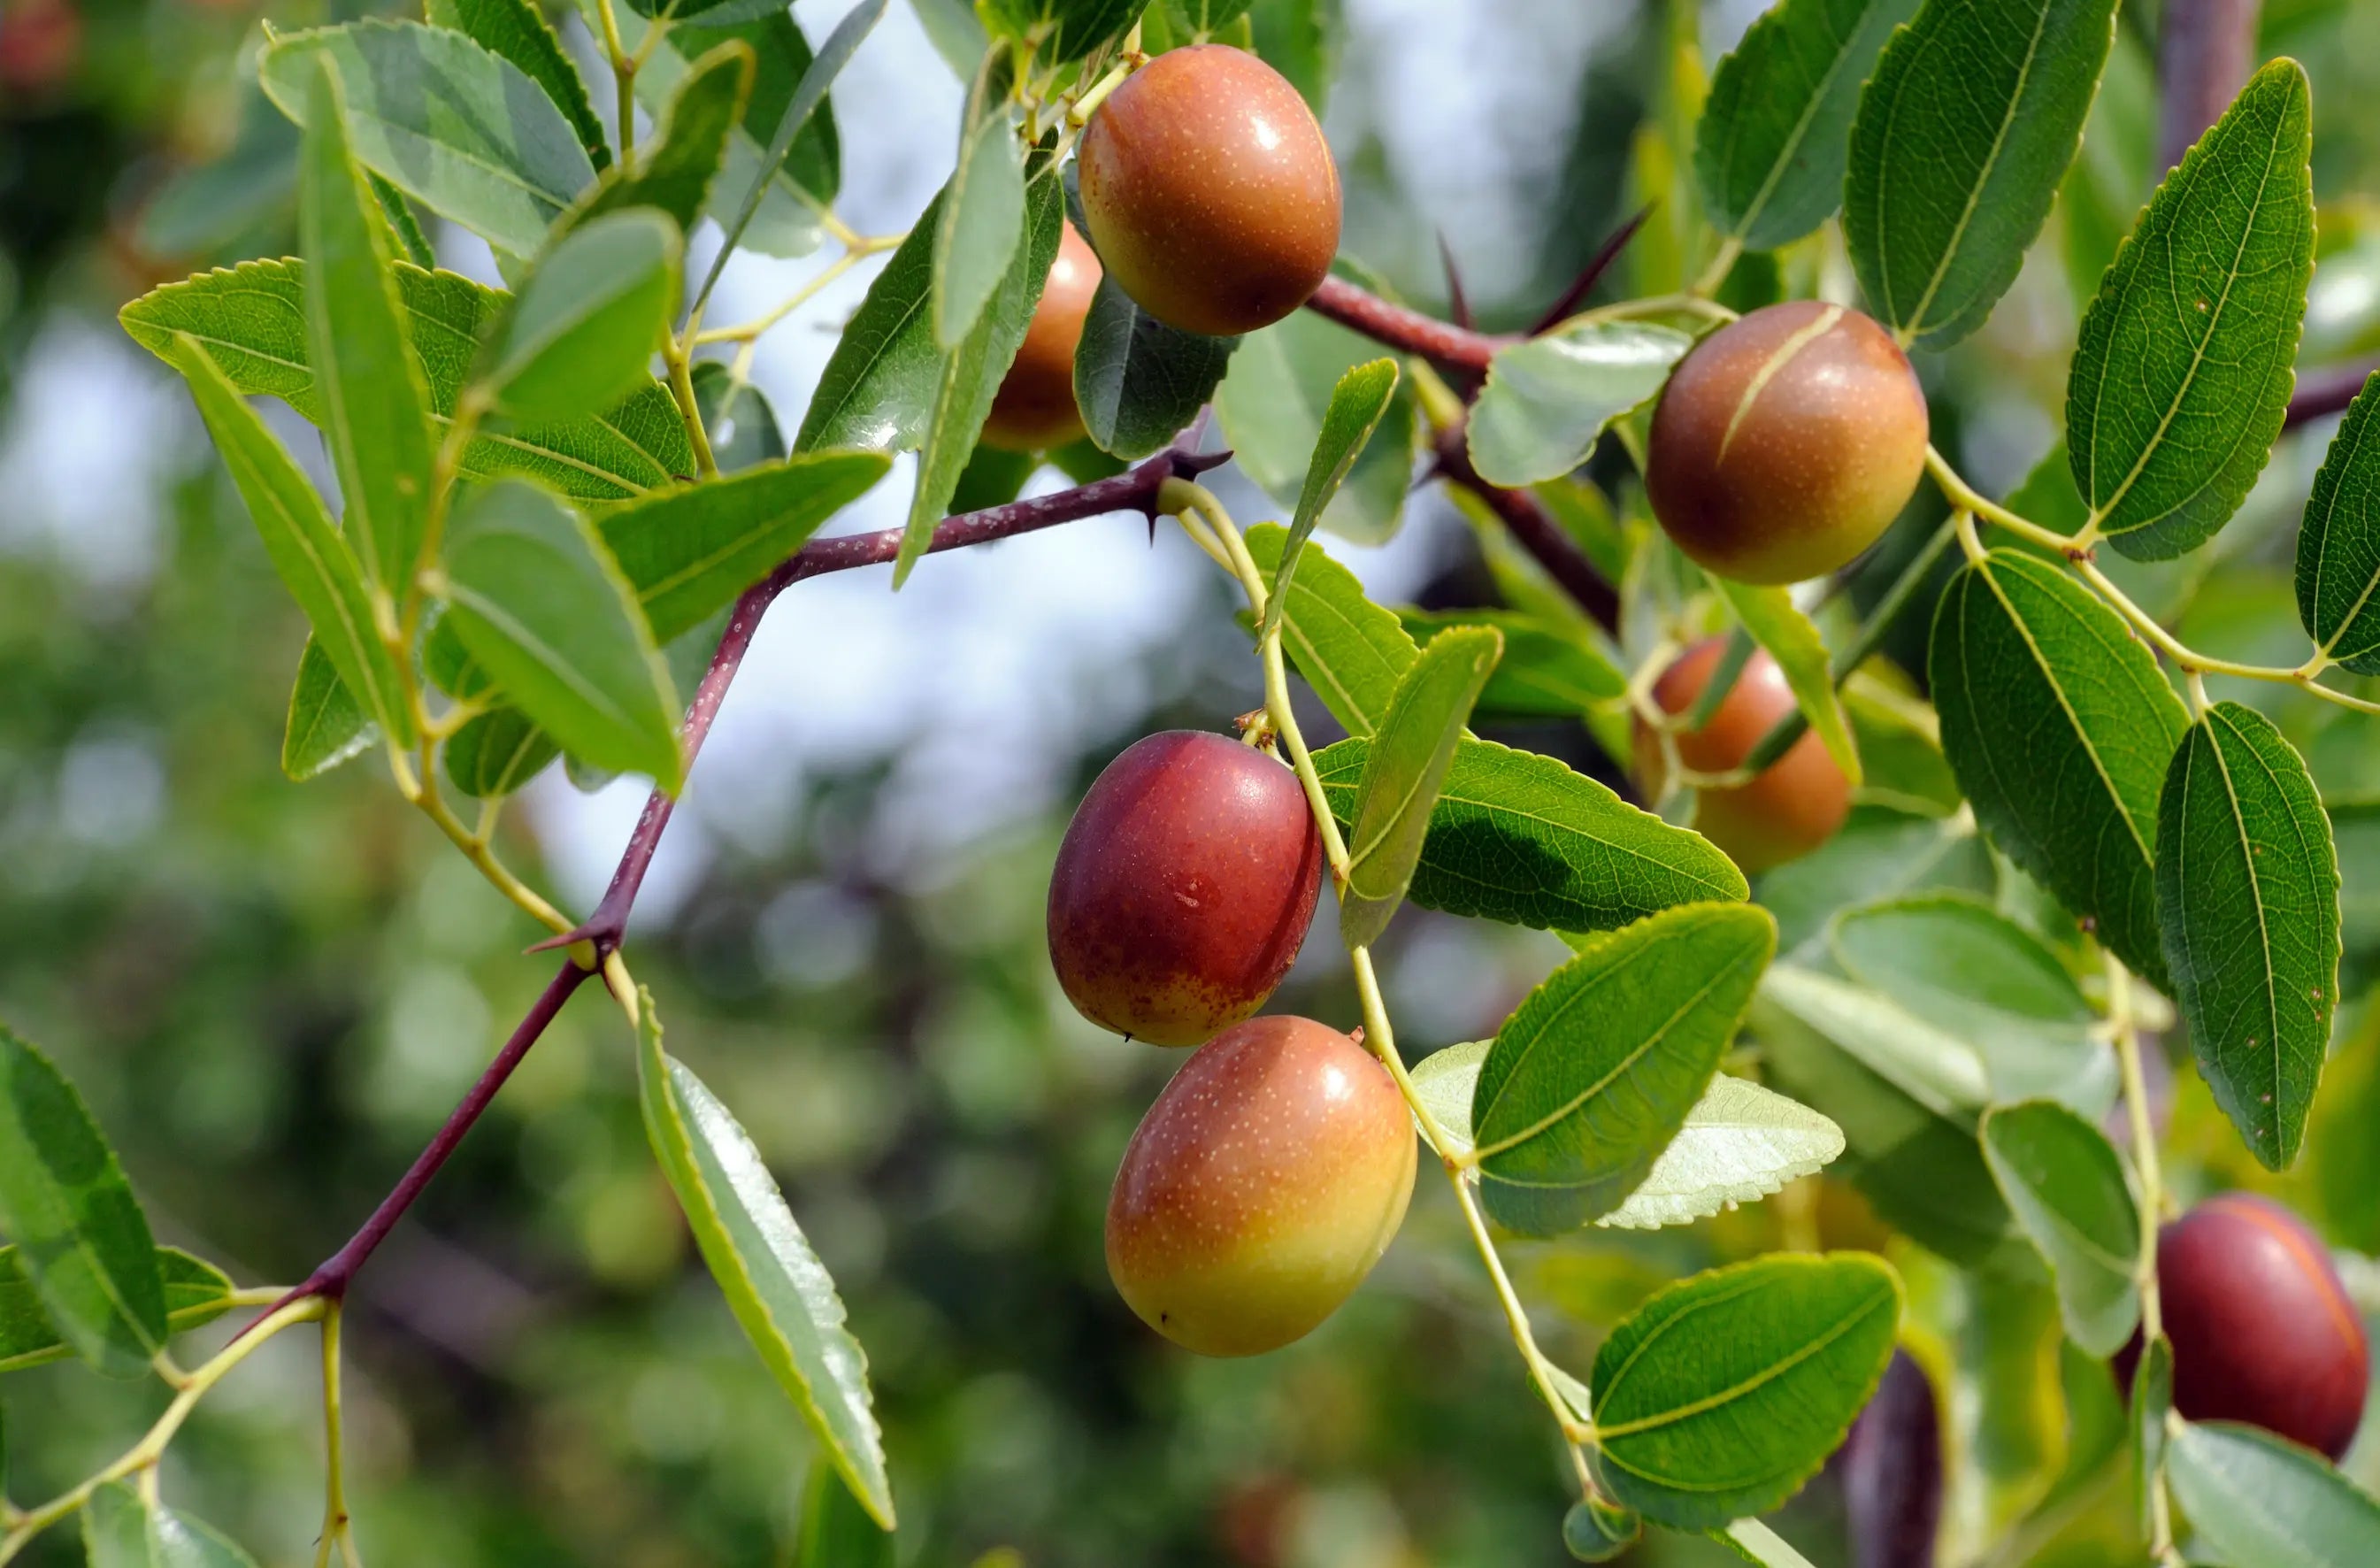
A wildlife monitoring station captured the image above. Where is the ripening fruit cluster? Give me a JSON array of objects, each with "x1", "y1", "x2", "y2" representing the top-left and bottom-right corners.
[
  {"x1": 984, "y1": 45, "x2": 1342, "y2": 453},
  {"x1": 1048, "y1": 732, "x2": 1414, "y2": 1357}
]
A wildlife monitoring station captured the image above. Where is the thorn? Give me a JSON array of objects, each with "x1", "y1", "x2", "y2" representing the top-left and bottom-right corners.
[
  {"x1": 1531, "y1": 203, "x2": 1654, "y2": 335},
  {"x1": 1437, "y1": 231, "x2": 1472, "y2": 330}
]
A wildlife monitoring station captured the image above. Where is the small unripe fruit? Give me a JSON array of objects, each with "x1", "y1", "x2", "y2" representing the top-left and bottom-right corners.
[
  {"x1": 2138, "y1": 1193, "x2": 2368, "y2": 1460},
  {"x1": 982, "y1": 225, "x2": 1102, "y2": 452},
  {"x1": 1106, "y1": 1015, "x2": 1416, "y2": 1357},
  {"x1": 1077, "y1": 44, "x2": 1340, "y2": 338},
  {"x1": 1048, "y1": 730, "x2": 1324, "y2": 1046},
  {"x1": 1632, "y1": 637, "x2": 1850, "y2": 873},
  {"x1": 1646, "y1": 301, "x2": 1929, "y2": 586}
]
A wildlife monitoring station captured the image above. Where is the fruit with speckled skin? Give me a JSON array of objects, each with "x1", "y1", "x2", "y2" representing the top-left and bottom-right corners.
[
  {"x1": 1646, "y1": 301, "x2": 1928, "y2": 586},
  {"x1": 1048, "y1": 730, "x2": 1324, "y2": 1046},
  {"x1": 1106, "y1": 1015, "x2": 1416, "y2": 1356},
  {"x1": 1077, "y1": 44, "x2": 1340, "y2": 338},
  {"x1": 1631, "y1": 637, "x2": 1849, "y2": 873},
  {"x1": 2117, "y1": 1194, "x2": 2369, "y2": 1460},
  {"x1": 983, "y1": 226, "x2": 1103, "y2": 451}
]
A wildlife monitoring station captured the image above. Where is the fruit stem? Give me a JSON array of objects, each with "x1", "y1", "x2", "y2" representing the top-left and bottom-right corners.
[
  {"x1": 1171, "y1": 480, "x2": 1598, "y2": 1453},
  {"x1": 2108, "y1": 958, "x2": 2177, "y2": 1558}
]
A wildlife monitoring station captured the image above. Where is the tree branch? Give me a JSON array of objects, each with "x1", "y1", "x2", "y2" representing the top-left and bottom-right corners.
[
  {"x1": 1303, "y1": 274, "x2": 1514, "y2": 375},
  {"x1": 258, "y1": 432, "x2": 1229, "y2": 1323},
  {"x1": 2158, "y1": 0, "x2": 2261, "y2": 173},
  {"x1": 1432, "y1": 421, "x2": 1619, "y2": 634}
]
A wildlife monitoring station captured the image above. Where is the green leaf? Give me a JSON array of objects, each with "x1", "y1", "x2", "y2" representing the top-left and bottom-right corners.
[
  {"x1": 1600, "y1": 1075, "x2": 1845, "y2": 1232},
  {"x1": 1929, "y1": 550, "x2": 2188, "y2": 988},
  {"x1": 2167, "y1": 1420, "x2": 2380, "y2": 1567},
  {"x1": 1719, "y1": 1518, "x2": 1823, "y2": 1567},
  {"x1": 795, "y1": 190, "x2": 945, "y2": 453},
  {"x1": 1247, "y1": 0, "x2": 1339, "y2": 113},
  {"x1": 1408, "y1": 1040, "x2": 1491, "y2": 1155},
  {"x1": 1397, "y1": 608, "x2": 1626, "y2": 718},
  {"x1": 121, "y1": 259, "x2": 693, "y2": 503},
  {"x1": 599, "y1": 451, "x2": 891, "y2": 641},
  {"x1": 560, "y1": 42, "x2": 751, "y2": 238},
  {"x1": 983, "y1": 0, "x2": 1140, "y2": 61},
  {"x1": 1831, "y1": 893, "x2": 2111, "y2": 1111},
  {"x1": 795, "y1": 1463, "x2": 894, "y2": 1568},
  {"x1": 169, "y1": 336, "x2": 415, "y2": 749},
  {"x1": 690, "y1": 0, "x2": 877, "y2": 285},
  {"x1": 1759, "y1": 963, "x2": 1990, "y2": 1119},
  {"x1": 473, "y1": 209, "x2": 682, "y2": 427},
  {"x1": 82, "y1": 1482, "x2": 262, "y2": 1568},
  {"x1": 280, "y1": 640, "x2": 376, "y2": 782},
  {"x1": 0, "y1": 1027, "x2": 165, "y2": 1378},
  {"x1": 1073, "y1": 273, "x2": 1240, "y2": 459},
  {"x1": 1260, "y1": 357, "x2": 1401, "y2": 640},
  {"x1": 1711, "y1": 578, "x2": 1861, "y2": 783},
  {"x1": 691, "y1": 361, "x2": 787, "y2": 473},
  {"x1": 899, "y1": 173, "x2": 1063, "y2": 586},
  {"x1": 1754, "y1": 972, "x2": 2018, "y2": 1265},
  {"x1": 933, "y1": 111, "x2": 1026, "y2": 350},
  {"x1": 1465, "y1": 323, "x2": 1689, "y2": 488},
  {"x1": 259, "y1": 20, "x2": 598, "y2": 259},
  {"x1": 1471, "y1": 903, "x2": 1777, "y2": 1234},
  {"x1": 2156, "y1": 700, "x2": 2340, "y2": 1170},
  {"x1": 2134, "y1": 1332, "x2": 2172, "y2": 1533},
  {"x1": 1340, "y1": 626, "x2": 1504, "y2": 948},
  {"x1": 1241, "y1": 524, "x2": 1416, "y2": 736},
  {"x1": 2297, "y1": 371, "x2": 2380, "y2": 672},
  {"x1": 299, "y1": 59, "x2": 436, "y2": 598},
  {"x1": 370, "y1": 174, "x2": 437, "y2": 268},
  {"x1": 1844, "y1": 0, "x2": 2118, "y2": 348},
  {"x1": 1694, "y1": 0, "x2": 1923, "y2": 249},
  {"x1": 0, "y1": 1247, "x2": 231, "y2": 1375},
  {"x1": 602, "y1": 3, "x2": 852, "y2": 264},
  {"x1": 442, "y1": 708, "x2": 560, "y2": 799},
  {"x1": 2067, "y1": 60, "x2": 2314, "y2": 559},
  {"x1": 1214, "y1": 310, "x2": 1415, "y2": 546},
  {"x1": 440, "y1": 480, "x2": 682, "y2": 790},
  {"x1": 1588, "y1": 1253, "x2": 1902, "y2": 1530},
  {"x1": 1978, "y1": 1099, "x2": 2141, "y2": 1356},
  {"x1": 424, "y1": 0, "x2": 610, "y2": 171},
  {"x1": 634, "y1": 990, "x2": 892, "y2": 1526},
  {"x1": 1312, "y1": 736, "x2": 1750, "y2": 934}
]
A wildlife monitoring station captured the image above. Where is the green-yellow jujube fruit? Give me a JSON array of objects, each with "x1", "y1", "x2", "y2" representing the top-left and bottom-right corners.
[
  {"x1": 1106, "y1": 1015, "x2": 1415, "y2": 1357},
  {"x1": 1646, "y1": 300, "x2": 1929, "y2": 586},
  {"x1": 1076, "y1": 44, "x2": 1341, "y2": 338}
]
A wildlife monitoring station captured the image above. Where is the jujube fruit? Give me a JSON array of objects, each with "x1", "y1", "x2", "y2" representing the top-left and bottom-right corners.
[
  {"x1": 982, "y1": 225, "x2": 1102, "y2": 451},
  {"x1": 1076, "y1": 44, "x2": 1340, "y2": 338},
  {"x1": 1047, "y1": 729, "x2": 1324, "y2": 1047},
  {"x1": 2131, "y1": 1193, "x2": 2368, "y2": 1460},
  {"x1": 1646, "y1": 300, "x2": 1929, "y2": 586},
  {"x1": 1631, "y1": 637, "x2": 1850, "y2": 873},
  {"x1": 1105, "y1": 1015, "x2": 1416, "y2": 1357}
]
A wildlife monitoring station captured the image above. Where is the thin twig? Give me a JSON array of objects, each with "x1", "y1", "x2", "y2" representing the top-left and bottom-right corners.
[{"x1": 1431, "y1": 422, "x2": 1619, "y2": 634}]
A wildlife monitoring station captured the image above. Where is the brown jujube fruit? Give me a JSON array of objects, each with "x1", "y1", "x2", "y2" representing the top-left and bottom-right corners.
[
  {"x1": 1646, "y1": 301, "x2": 1929, "y2": 586},
  {"x1": 2115, "y1": 1193, "x2": 2368, "y2": 1461},
  {"x1": 1047, "y1": 729, "x2": 1323, "y2": 1047},
  {"x1": 1076, "y1": 44, "x2": 1340, "y2": 338},
  {"x1": 982, "y1": 225, "x2": 1102, "y2": 452},
  {"x1": 1106, "y1": 1015, "x2": 1416, "y2": 1357},
  {"x1": 1631, "y1": 637, "x2": 1850, "y2": 873}
]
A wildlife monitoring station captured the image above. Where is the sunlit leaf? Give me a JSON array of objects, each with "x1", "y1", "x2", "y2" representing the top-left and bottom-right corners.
[
  {"x1": 635, "y1": 989, "x2": 893, "y2": 1527},
  {"x1": 1397, "y1": 608, "x2": 1625, "y2": 718},
  {"x1": 82, "y1": 1481, "x2": 261, "y2": 1567},
  {"x1": 1216, "y1": 313, "x2": 1414, "y2": 545},
  {"x1": 1260, "y1": 357, "x2": 1400, "y2": 640},
  {"x1": 1589, "y1": 1254, "x2": 1901, "y2": 1529},
  {"x1": 0, "y1": 1247, "x2": 230, "y2": 1374},
  {"x1": 425, "y1": 0, "x2": 610, "y2": 170},
  {"x1": 2167, "y1": 1420, "x2": 2380, "y2": 1567},
  {"x1": 0, "y1": 1026, "x2": 165, "y2": 1378},
  {"x1": 1340, "y1": 626, "x2": 1503, "y2": 947},
  {"x1": 1712, "y1": 578, "x2": 1859, "y2": 782},
  {"x1": 2156, "y1": 700, "x2": 2339, "y2": 1169},
  {"x1": 560, "y1": 42, "x2": 752, "y2": 237},
  {"x1": 280, "y1": 639, "x2": 376, "y2": 782},
  {"x1": 2068, "y1": 59, "x2": 2313, "y2": 559},
  {"x1": 933, "y1": 109, "x2": 1026, "y2": 350},
  {"x1": 1241, "y1": 525, "x2": 1416, "y2": 736},
  {"x1": 473, "y1": 210, "x2": 682, "y2": 427},
  {"x1": 1466, "y1": 323, "x2": 1687, "y2": 488},
  {"x1": 1472, "y1": 903, "x2": 1776, "y2": 1234},
  {"x1": 1844, "y1": 0, "x2": 2117, "y2": 347}
]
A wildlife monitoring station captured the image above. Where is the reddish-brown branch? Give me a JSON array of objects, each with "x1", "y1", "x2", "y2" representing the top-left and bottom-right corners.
[
  {"x1": 1432, "y1": 422, "x2": 1619, "y2": 634},
  {"x1": 258, "y1": 434, "x2": 1228, "y2": 1325},
  {"x1": 2158, "y1": 0, "x2": 2261, "y2": 172},
  {"x1": 1303, "y1": 274, "x2": 1514, "y2": 375}
]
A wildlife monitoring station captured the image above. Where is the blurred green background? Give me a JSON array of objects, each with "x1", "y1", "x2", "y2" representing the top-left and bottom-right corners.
[{"x1": 9, "y1": 0, "x2": 2380, "y2": 1564}]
